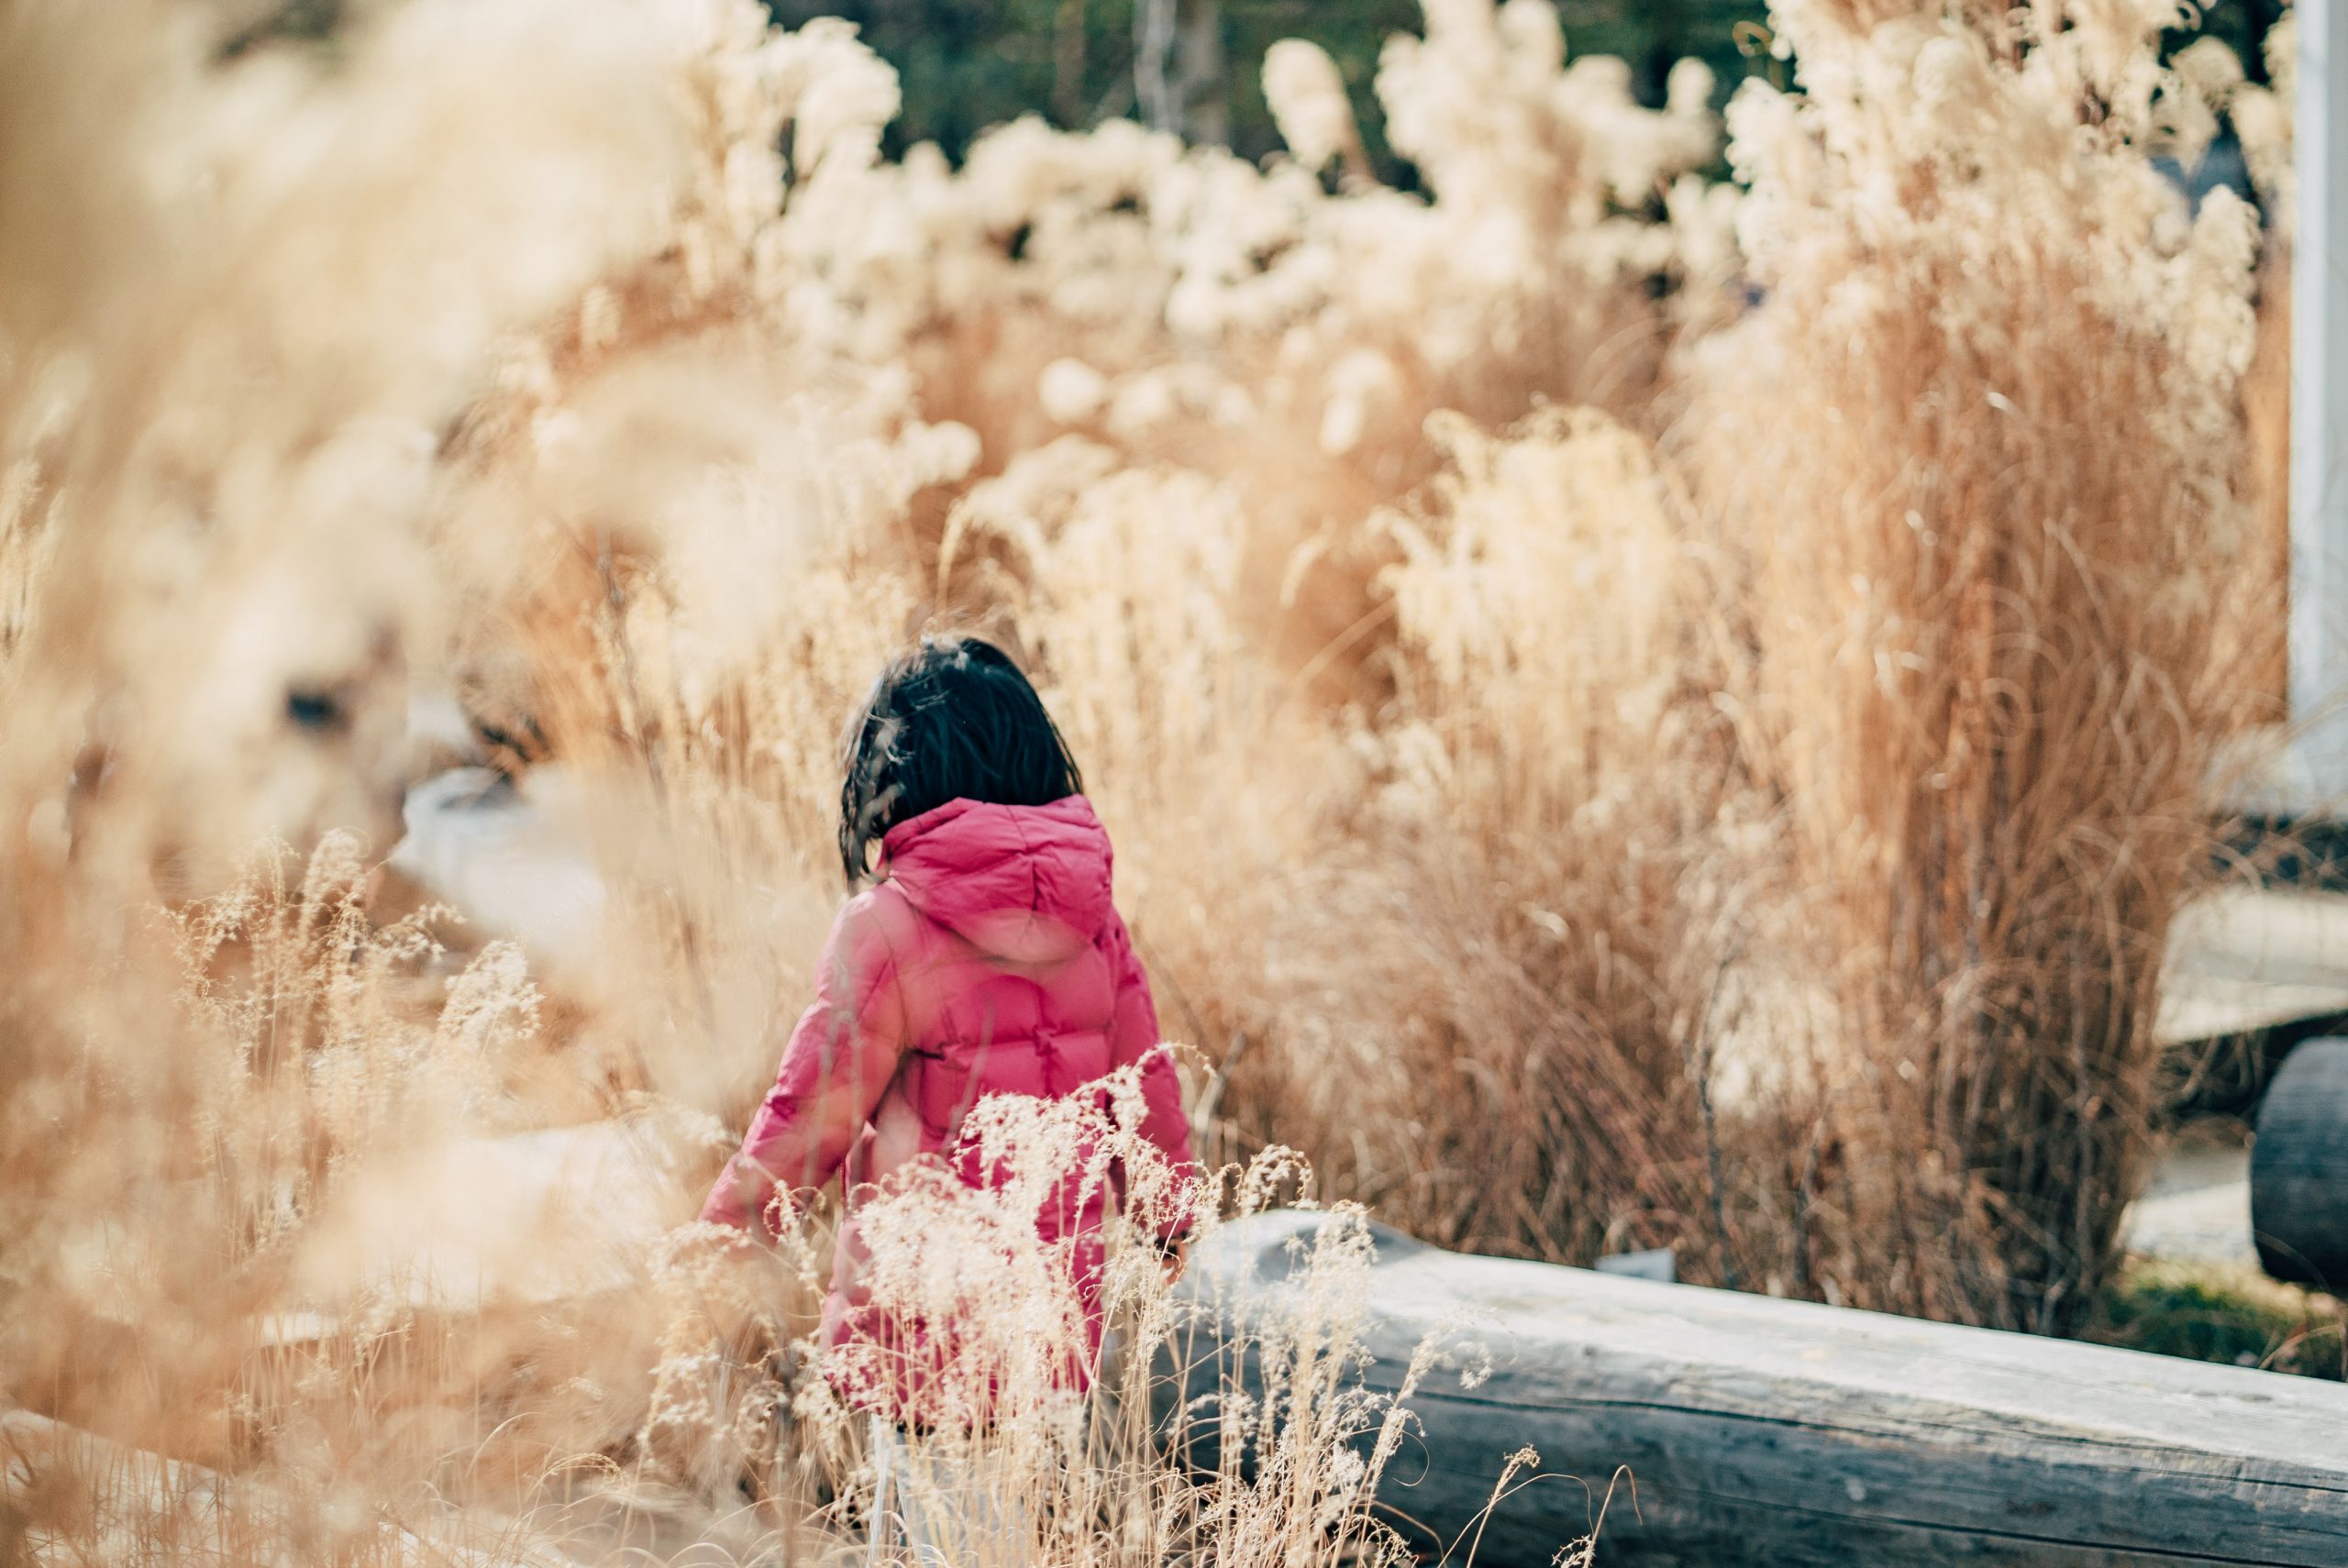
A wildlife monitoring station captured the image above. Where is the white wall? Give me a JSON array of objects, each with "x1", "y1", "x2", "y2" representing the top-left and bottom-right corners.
[{"x1": 2292, "y1": 3, "x2": 2348, "y2": 804}]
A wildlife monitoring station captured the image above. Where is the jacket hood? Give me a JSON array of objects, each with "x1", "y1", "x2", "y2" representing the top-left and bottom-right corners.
[{"x1": 880, "y1": 796, "x2": 1115, "y2": 963}]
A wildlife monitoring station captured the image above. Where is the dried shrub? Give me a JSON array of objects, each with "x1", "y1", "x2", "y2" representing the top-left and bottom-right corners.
[{"x1": 1684, "y1": 0, "x2": 2267, "y2": 1331}]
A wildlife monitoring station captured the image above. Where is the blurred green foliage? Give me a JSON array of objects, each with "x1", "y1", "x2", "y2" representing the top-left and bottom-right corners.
[
  {"x1": 2089, "y1": 1259, "x2": 2345, "y2": 1381},
  {"x1": 763, "y1": 0, "x2": 1778, "y2": 179},
  {"x1": 766, "y1": 1, "x2": 2291, "y2": 182},
  {"x1": 2167, "y1": 0, "x2": 2290, "y2": 86}
]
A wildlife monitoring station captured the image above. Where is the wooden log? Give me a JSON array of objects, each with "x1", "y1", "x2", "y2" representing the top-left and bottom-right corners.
[
  {"x1": 2253, "y1": 1037, "x2": 2348, "y2": 1288},
  {"x1": 1169, "y1": 1210, "x2": 2348, "y2": 1568}
]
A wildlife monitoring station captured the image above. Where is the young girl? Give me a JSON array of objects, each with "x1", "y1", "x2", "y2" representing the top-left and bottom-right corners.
[{"x1": 699, "y1": 635, "x2": 1198, "y2": 1549}]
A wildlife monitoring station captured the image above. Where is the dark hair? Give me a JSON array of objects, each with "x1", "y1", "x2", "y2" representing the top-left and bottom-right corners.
[{"x1": 837, "y1": 635, "x2": 1084, "y2": 885}]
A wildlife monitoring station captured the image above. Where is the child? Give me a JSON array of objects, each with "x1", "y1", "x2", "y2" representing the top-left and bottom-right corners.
[{"x1": 699, "y1": 635, "x2": 1198, "y2": 1551}]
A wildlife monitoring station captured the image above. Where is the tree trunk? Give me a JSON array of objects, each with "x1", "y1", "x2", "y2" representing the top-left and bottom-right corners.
[
  {"x1": 1052, "y1": 0, "x2": 1087, "y2": 127},
  {"x1": 1172, "y1": 0, "x2": 1225, "y2": 147}
]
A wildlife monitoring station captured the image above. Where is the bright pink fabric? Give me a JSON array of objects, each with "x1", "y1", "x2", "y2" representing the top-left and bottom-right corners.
[{"x1": 700, "y1": 795, "x2": 1198, "y2": 1402}]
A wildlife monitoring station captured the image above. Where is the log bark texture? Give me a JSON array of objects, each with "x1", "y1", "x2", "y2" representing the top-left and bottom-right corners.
[
  {"x1": 1170, "y1": 1210, "x2": 2348, "y2": 1568},
  {"x1": 2253, "y1": 1036, "x2": 2348, "y2": 1288}
]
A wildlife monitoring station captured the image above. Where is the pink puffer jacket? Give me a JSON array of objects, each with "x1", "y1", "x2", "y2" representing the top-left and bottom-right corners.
[{"x1": 700, "y1": 795, "x2": 1197, "y2": 1404}]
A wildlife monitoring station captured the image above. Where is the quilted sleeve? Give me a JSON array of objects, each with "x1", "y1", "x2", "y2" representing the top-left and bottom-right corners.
[
  {"x1": 700, "y1": 896, "x2": 907, "y2": 1240},
  {"x1": 1103, "y1": 912, "x2": 1200, "y2": 1239}
]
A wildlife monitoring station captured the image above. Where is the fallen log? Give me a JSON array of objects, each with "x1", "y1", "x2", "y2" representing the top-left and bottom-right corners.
[
  {"x1": 1170, "y1": 1210, "x2": 2348, "y2": 1568},
  {"x1": 2253, "y1": 1037, "x2": 2348, "y2": 1289}
]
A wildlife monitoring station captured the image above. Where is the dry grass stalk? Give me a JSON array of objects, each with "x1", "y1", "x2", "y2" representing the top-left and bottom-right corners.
[{"x1": 1685, "y1": 0, "x2": 2268, "y2": 1330}]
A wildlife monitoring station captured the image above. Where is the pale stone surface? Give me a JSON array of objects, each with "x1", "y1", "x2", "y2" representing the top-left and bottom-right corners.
[
  {"x1": 290, "y1": 1121, "x2": 693, "y2": 1314},
  {"x1": 2159, "y1": 888, "x2": 2348, "y2": 1044},
  {"x1": 2123, "y1": 1142, "x2": 2257, "y2": 1267}
]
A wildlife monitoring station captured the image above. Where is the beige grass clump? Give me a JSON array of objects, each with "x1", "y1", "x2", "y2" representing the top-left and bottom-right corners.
[
  {"x1": 652, "y1": 1067, "x2": 1550, "y2": 1567},
  {"x1": 5, "y1": 837, "x2": 674, "y2": 1562},
  {"x1": 1174, "y1": 408, "x2": 1734, "y2": 1267},
  {"x1": 0, "y1": 4, "x2": 757, "y2": 1559},
  {"x1": 1686, "y1": 0, "x2": 2267, "y2": 1331},
  {"x1": 12, "y1": 826, "x2": 1548, "y2": 1566},
  {"x1": 0, "y1": 0, "x2": 683, "y2": 906}
]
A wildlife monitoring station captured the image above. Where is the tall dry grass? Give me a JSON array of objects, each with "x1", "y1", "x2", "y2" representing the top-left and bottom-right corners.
[
  {"x1": 1682, "y1": 0, "x2": 2270, "y2": 1331},
  {"x1": 0, "y1": 0, "x2": 2289, "y2": 1557}
]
